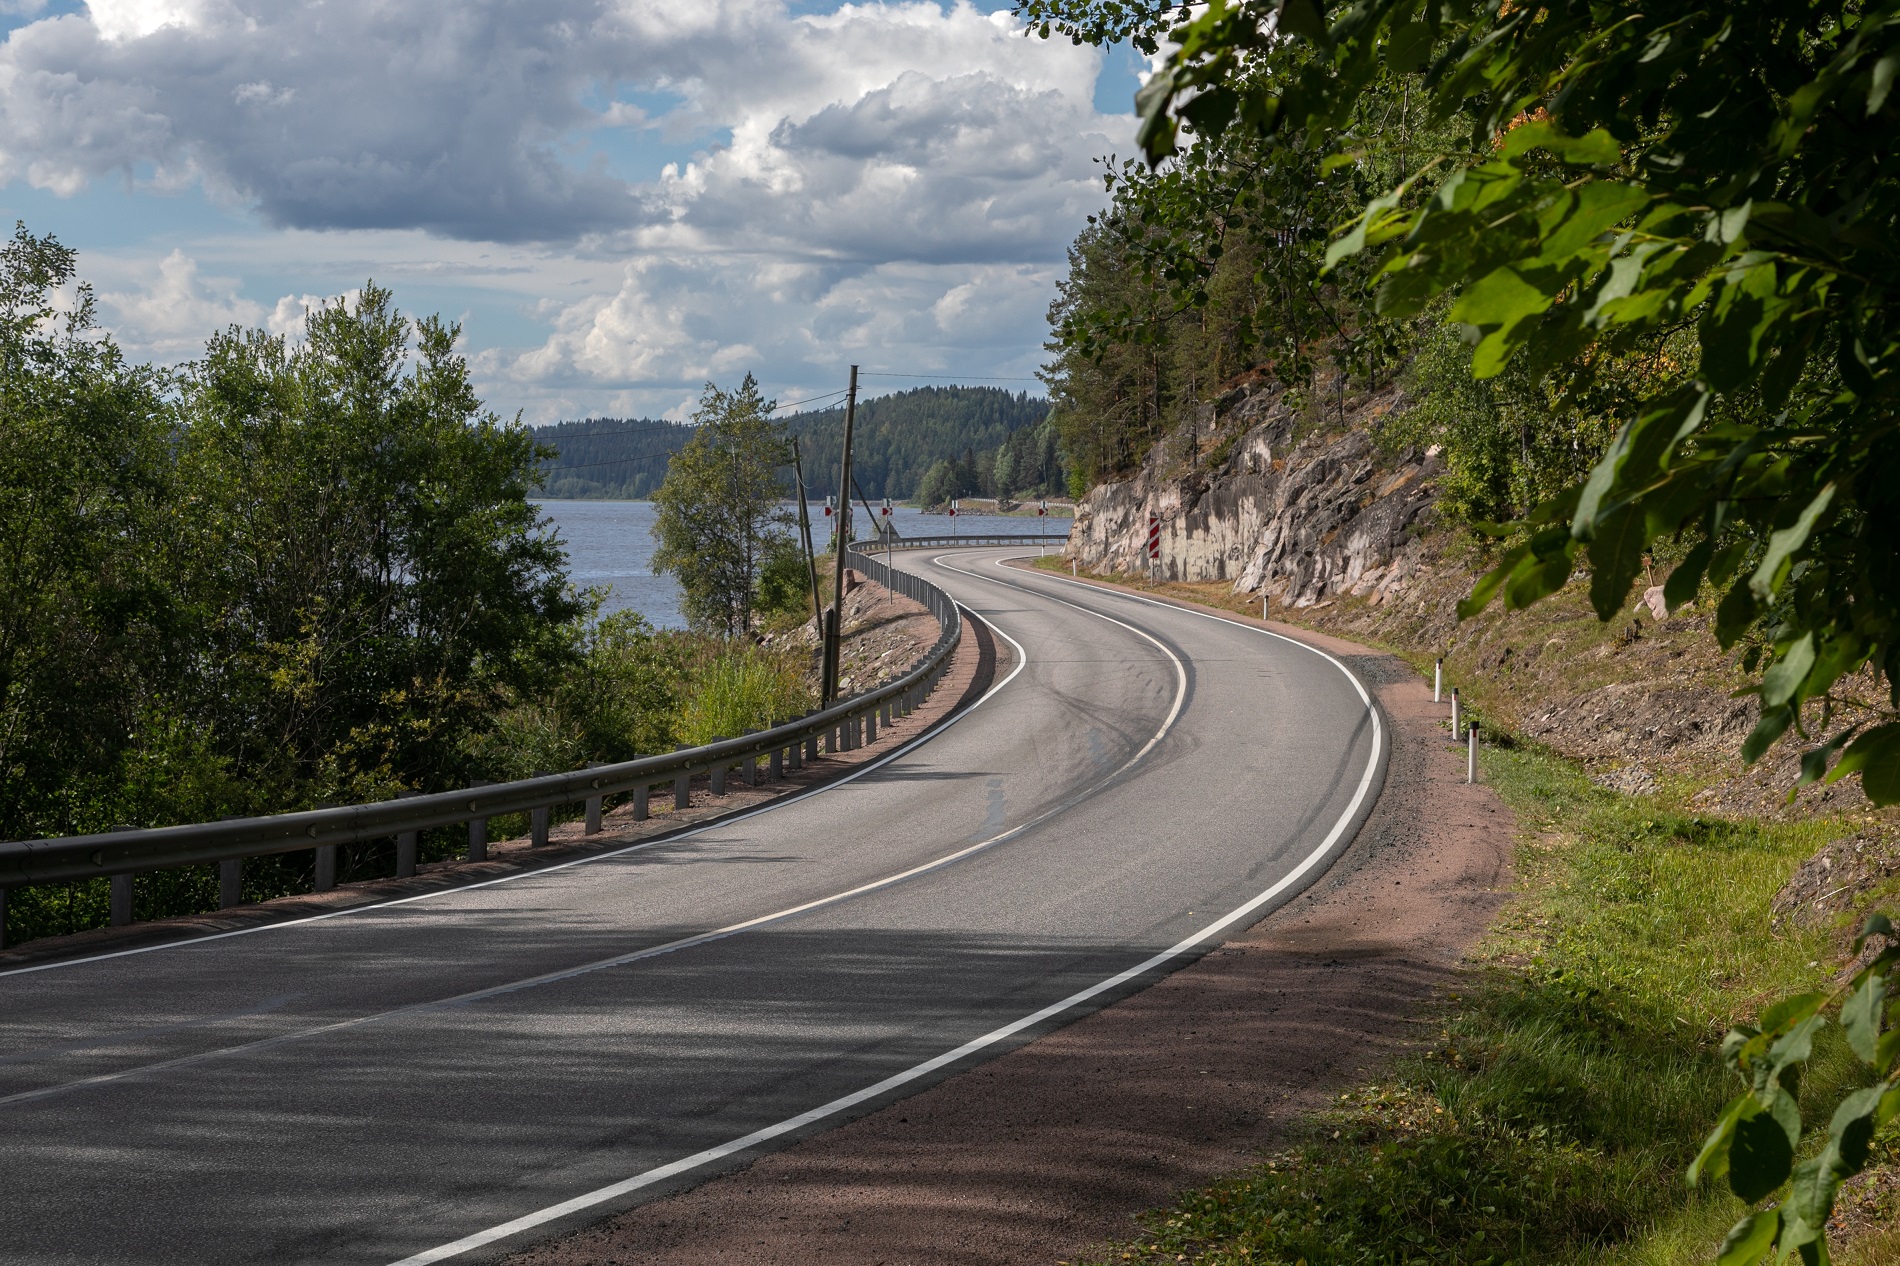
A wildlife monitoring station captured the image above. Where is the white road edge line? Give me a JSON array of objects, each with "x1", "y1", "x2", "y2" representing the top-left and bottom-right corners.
[
  {"x1": 387, "y1": 549, "x2": 1382, "y2": 1266},
  {"x1": 0, "y1": 589, "x2": 1024, "y2": 980},
  {"x1": 1, "y1": 578, "x2": 1190, "y2": 1107}
]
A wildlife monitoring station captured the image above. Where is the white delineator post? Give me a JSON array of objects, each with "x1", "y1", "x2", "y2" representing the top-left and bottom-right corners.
[
  {"x1": 1468, "y1": 721, "x2": 1479, "y2": 784},
  {"x1": 1434, "y1": 657, "x2": 1442, "y2": 703},
  {"x1": 1451, "y1": 686, "x2": 1461, "y2": 740}
]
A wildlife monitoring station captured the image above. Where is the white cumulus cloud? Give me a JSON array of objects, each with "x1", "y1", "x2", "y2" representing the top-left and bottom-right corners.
[{"x1": 1, "y1": 0, "x2": 1134, "y2": 417}]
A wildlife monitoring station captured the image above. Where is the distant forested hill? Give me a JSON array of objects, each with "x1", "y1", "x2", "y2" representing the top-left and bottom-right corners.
[
  {"x1": 785, "y1": 386, "x2": 1053, "y2": 501},
  {"x1": 533, "y1": 417, "x2": 694, "y2": 500},
  {"x1": 533, "y1": 385, "x2": 1055, "y2": 502}
]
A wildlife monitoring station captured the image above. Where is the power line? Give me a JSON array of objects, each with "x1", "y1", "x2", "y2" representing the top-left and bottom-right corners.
[{"x1": 857, "y1": 371, "x2": 1045, "y2": 383}]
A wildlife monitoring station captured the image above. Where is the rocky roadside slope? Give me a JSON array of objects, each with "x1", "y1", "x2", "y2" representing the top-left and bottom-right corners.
[{"x1": 1064, "y1": 374, "x2": 1900, "y2": 925}]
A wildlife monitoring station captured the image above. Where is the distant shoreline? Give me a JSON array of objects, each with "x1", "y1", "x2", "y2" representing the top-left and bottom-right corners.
[{"x1": 534, "y1": 494, "x2": 1076, "y2": 516}]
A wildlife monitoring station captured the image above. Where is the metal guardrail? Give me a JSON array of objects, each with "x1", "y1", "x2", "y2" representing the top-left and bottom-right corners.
[
  {"x1": 883, "y1": 533, "x2": 1059, "y2": 549},
  {"x1": 0, "y1": 550, "x2": 961, "y2": 930}
]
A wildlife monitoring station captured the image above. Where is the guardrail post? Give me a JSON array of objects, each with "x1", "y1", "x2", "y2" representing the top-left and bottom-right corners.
[
  {"x1": 739, "y1": 737, "x2": 757, "y2": 786},
  {"x1": 396, "y1": 790, "x2": 422, "y2": 878},
  {"x1": 531, "y1": 799, "x2": 550, "y2": 848},
  {"x1": 804, "y1": 730, "x2": 818, "y2": 764},
  {"x1": 710, "y1": 752, "x2": 727, "y2": 796},
  {"x1": 769, "y1": 746, "x2": 783, "y2": 780},
  {"x1": 468, "y1": 780, "x2": 493, "y2": 861},
  {"x1": 0, "y1": 887, "x2": 7, "y2": 950},
  {"x1": 866, "y1": 710, "x2": 877, "y2": 743},
  {"x1": 215, "y1": 814, "x2": 243, "y2": 909},
  {"x1": 108, "y1": 825, "x2": 137, "y2": 926},
  {"x1": 585, "y1": 762, "x2": 604, "y2": 834},
  {"x1": 633, "y1": 777, "x2": 649, "y2": 822},
  {"x1": 674, "y1": 746, "x2": 691, "y2": 809}
]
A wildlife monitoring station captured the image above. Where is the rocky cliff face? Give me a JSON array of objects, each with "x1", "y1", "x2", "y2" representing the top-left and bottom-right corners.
[{"x1": 1067, "y1": 380, "x2": 1441, "y2": 610}]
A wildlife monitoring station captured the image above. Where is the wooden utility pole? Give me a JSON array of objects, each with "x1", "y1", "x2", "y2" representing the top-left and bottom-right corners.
[
  {"x1": 791, "y1": 436, "x2": 824, "y2": 639},
  {"x1": 821, "y1": 365, "x2": 859, "y2": 706}
]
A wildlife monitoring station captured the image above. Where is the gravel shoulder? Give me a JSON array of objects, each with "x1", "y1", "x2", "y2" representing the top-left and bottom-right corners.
[{"x1": 506, "y1": 574, "x2": 1516, "y2": 1266}]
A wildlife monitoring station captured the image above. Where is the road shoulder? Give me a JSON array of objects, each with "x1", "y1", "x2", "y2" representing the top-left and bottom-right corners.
[{"x1": 505, "y1": 571, "x2": 1516, "y2": 1266}]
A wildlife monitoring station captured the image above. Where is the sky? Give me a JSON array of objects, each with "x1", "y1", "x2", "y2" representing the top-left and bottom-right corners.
[{"x1": 0, "y1": 0, "x2": 1147, "y2": 422}]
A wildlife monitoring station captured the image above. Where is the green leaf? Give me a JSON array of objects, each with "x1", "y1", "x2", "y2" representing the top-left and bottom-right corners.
[
  {"x1": 1761, "y1": 992, "x2": 1828, "y2": 1039},
  {"x1": 1664, "y1": 536, "x2": 1715, "y2": 611},
  {"x1": 1700, "y1": 262, "x2": 1782, "y2": 393},
  {"x1": 1449, "y1": 267, "x2": 1555, "y2": 375},
  {"x1": 1782, "y1": 1156, "x2": 1835, "y2": 1254},
  {"x1": 1691, "y1": 1093, "x2": 1750, "y2": 1187},
  {"x1": 1716, "y1": 578, "x2": 1759, "y2": 648},
  {"x1": 1717, "y1": 1209, "x2": 1780, "y2": 1266},
  {"x1": 1134, "y1": 66, "x2": 1180, "y2": 161},
  {"x1": 1761, "y1": 633, "x2": 1817, "y2": 709},
  {"x1": 1826, "y1": 1085, "x2": 1888, "y2": 1172},
  {"x1": 1870, "y1": 50, "x2": 1900, "y2": 114},
  {"x1": 1795, "y1": 727, "x2": 1858, "y2": 791},
  {"x1": 1497, "y1": 120, "x2": 1622, "y2": 166},
  {"x1": 1572, "y1": 420, "x2": 1634, "y2": 538},
  {"x1": 1387, "y1": 19, "x2": 1433, "y2": 72},
  {"x1": 1587, "y1": 502, "x2": 1647, "y2": 620},
  {"x1": 1325, "y1": 184, "x2": 1406, "y2": 270},
  {"x1": 1728, "y1": 1107, "x2": 1795, "y2": 1203},
  {"x1": 1826, "y1": 724, "x2": 1900, "y2": 804},
  {"x1": 1842, "y1": 972, "x2": 1888, "y2": 1065},
  {"x1": 1855, "y1": 913, "x2": 1895, "y2": 954},
  {"x1": 1276, "y1": 0, "x2": 1330, "y2": 46},
  {"x1": 1535, "y1": 181, "x2": 1651, "y2": 265},
  {"x1": 1456, "y1": 542, "x2": 1529, "y2": 620},
  {"x1": 1750, "y1": 484, "x2": 1836, "y2": 601}
]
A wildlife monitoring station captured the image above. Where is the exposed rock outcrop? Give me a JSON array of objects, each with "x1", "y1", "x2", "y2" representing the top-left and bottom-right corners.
[{"x1": 1067, "y1": 381, "x2": 1441, "y2": 609}]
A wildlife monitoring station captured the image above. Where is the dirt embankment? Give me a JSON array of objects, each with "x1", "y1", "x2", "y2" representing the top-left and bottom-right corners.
[
  {"x1": 504, "y1": 606, "x2": 1515, "y2": 1266},
  {"x1": 768, "y1": 570, "x2": 943, "y2": 700}
]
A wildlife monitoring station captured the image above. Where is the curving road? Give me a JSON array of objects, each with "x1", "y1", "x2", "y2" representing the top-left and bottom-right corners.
[{"x1": 0, "y1": 550, "x2": 1384, "y2": 1266}]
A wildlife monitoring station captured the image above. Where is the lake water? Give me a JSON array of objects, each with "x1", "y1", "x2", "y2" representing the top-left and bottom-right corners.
[{"x1": 533, "y1": 500, "x2": 1070, "y2": 629}]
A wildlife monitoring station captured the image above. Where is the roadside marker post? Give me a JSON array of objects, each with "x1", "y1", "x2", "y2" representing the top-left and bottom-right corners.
[
  {"x1": 1434, "y1": 657, "x2": 1442, "y2": 703},
  {"x1": 1450, "y1": 687, "x2": 1461, "y2": 740},
  {"x1": 1468, "y1": 721, "x2": 1479, "y2": 784},
  {"x1": 1038, "y1": 499, "x2": 1048, "y2": 554},
  {"x1": 950, "y1": 499, "x2": 958, "y2": 540},
  {"x1": 882, "y1": 498, "x2": 893, "y2": 571},
  {"x1": 1147, "y1": 511, "x2": 1161, "y2": 581}
]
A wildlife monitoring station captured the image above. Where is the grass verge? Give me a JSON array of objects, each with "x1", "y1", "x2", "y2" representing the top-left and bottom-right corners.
[{"x1": 1078, "y1": 743, "x2": 1899, "y2": 1266}]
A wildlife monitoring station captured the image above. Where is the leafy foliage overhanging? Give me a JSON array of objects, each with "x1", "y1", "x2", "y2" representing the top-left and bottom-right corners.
[
  {"x1": 1026, "y1": 0, "x2": 1900, "y2": 806},
  {"x1": 1021, "y1": 0, "x2": 1900, "y2": 1258}
]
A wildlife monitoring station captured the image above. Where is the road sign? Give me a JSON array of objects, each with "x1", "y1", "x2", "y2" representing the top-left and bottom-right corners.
[
  {"x1": 948, "y1": 500, "x2": 958, "y2": 516},
  {"x1": 1147, "y1": 512, "x2": 1160, "y2": 561},
  {"x1": 823, "y1": 495, "x2": 834, "y2": 518},
  {"x1": 1037, "y1": 500, "x2": 1047, "y2": 516}
]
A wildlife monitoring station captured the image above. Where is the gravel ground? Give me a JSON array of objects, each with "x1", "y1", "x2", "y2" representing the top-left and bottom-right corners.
[{"x1": 505, "y1": 582, "x2": 1516, "y2": 1266}]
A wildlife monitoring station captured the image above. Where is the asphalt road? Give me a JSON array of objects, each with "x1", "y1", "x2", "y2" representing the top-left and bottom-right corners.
[{"x1": 0, "y1": 549, "x2": 1384, "y2": 1266}]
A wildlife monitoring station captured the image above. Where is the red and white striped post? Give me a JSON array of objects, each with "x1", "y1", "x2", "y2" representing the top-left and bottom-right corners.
[{"x1": 1147, "y1": 511, "x2": 1161, "y2": 581}]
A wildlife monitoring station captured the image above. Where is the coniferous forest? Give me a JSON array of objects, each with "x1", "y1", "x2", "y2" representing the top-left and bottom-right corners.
[{"x1": 534, "y1": 385, "x2": 1059, "y2": 505}]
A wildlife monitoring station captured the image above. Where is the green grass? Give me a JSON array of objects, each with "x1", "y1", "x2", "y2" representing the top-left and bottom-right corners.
[{"x1": 1084, "y1": 744, "x2": 1890, "y2": 1266}]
